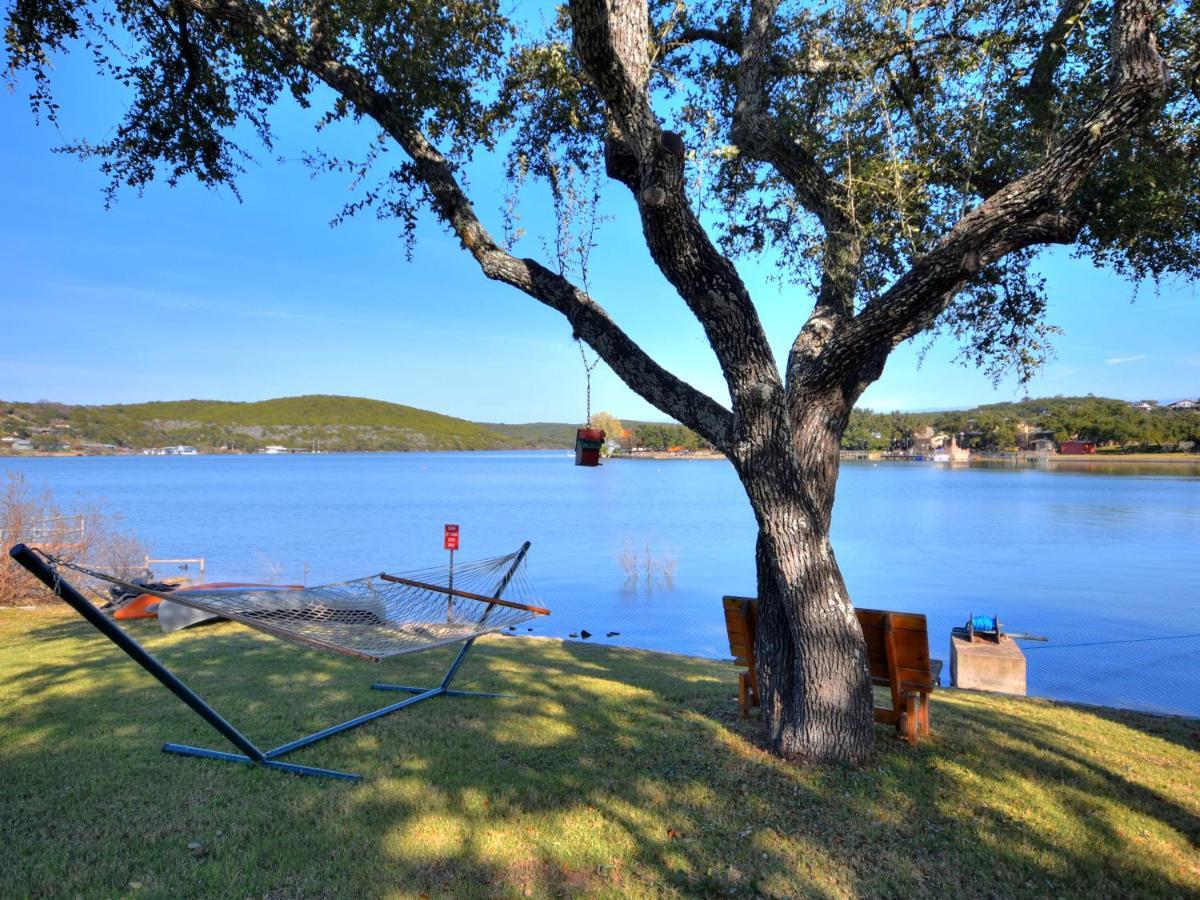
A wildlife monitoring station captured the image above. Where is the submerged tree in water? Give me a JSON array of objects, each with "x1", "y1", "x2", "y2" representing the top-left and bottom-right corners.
[{"x1": 6, "y1": 0, "x2": 1198, "y2": 762}]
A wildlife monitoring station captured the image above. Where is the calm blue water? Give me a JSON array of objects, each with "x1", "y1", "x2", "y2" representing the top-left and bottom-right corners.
[{"x1": 5, "y1": 452, "x2": 1199, "y2": 716}]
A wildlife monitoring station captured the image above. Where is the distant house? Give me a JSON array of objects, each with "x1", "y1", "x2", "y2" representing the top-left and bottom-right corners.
[
  {"x1": 1166, "y1": 399, "x2": 1198, "y2": 410},
  {"x1": 1060, "y1": 439, "x2": 1097, "y2": 454},
  {"x1": 1130, "y1": 400, "x2": 1156, "y2": 411},
  {"x1": 911, "y1": 426, "x2": 935, "y2": 453},
  {"x1": 1019, "y1": 426, "x2": 1057, "y2": 451}
]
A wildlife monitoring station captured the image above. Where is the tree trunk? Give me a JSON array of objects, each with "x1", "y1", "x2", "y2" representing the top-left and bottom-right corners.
[{"x1": 733, "y1": 396, "x2": 875, "y2": 764}]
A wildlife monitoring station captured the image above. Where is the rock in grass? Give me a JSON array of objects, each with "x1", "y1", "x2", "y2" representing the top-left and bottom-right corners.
[{"x1": 580, "y1": 630, "x2": 592, "y2": 639}]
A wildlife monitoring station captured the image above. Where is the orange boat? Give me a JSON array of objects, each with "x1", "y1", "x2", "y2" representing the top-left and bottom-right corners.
[{"x1": 113, "y1": 582, "x2": 301, "y2": 620}]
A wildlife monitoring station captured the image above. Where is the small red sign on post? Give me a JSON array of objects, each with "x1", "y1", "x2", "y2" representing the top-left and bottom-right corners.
[{"x1": 444, "y1": 524, "x2": 460, "y2": 551}]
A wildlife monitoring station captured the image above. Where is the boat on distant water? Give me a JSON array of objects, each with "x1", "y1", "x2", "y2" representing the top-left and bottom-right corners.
[
  {"x1": 142, "y1": 445, "x2": 198, "y2": 456},
  {"x1": 261, "y1": 445, "x2": 290, "y2": 454}
]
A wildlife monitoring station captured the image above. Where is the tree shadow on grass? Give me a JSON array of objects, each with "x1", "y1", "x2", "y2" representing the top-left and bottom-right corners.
[
  {"x1": 1055, "y1": 699, "x2": 1200, "y2": 754},
  {"x1": 1, "y1": 611, "x2": 1197, "y2": 898}
]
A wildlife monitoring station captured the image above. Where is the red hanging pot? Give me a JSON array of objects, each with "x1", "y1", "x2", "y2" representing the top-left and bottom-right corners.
[{"x1": 574, "y1": 428, "x2": 606, "y2": 467}]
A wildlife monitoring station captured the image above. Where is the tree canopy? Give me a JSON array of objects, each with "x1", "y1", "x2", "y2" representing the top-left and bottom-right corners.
[{"x1": 7, "y1": 0, "x2": 1197, "y2": 392}]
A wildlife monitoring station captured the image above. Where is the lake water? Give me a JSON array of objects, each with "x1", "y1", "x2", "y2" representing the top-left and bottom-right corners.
[{"x1": 5, "y1": 452, "x2": 1199, "y2": 717}]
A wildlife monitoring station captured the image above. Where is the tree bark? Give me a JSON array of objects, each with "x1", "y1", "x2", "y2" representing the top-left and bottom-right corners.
[{"x1": 731, "y1": 390, "x2": 875, "y2": 764}]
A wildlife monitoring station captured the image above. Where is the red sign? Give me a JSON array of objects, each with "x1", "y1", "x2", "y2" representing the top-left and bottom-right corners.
[{"x1": 443, "y1": 524, "x2": 460, "y2": 551}]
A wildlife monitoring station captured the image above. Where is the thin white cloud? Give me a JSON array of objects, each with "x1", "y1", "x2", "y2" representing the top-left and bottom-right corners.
[
  {"x1": 1104, "y1": 354, "x2": 1147, "y2": 366},
  {"x1": 46, "y1": 279, "x2": 335, "y2": 323}
]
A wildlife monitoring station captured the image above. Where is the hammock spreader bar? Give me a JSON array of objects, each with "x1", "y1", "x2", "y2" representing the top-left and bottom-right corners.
[{"x1": 9, "y1": 541, "x2": 536, "y2": 782}]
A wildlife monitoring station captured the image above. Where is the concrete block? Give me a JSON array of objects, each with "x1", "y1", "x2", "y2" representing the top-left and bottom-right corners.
[{"x1": 950, "y1": 633, "x2": 1027, "y2": 695}]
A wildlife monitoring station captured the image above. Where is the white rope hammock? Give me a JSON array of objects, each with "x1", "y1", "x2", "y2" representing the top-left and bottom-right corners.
[{"x1": 44, "y1": 547, "x2": 548, "y2": 662}]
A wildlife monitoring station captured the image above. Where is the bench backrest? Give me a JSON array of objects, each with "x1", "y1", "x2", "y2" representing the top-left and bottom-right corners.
[
  {"x1": 855, "y1": 608, "x2": 934, "y2": 691},
  {"x1": 722, "y1": 596, "x2": 933, "y2": 691},
  {"x1": 722, "y1": 596, "x2": 758, "y2": 685}
]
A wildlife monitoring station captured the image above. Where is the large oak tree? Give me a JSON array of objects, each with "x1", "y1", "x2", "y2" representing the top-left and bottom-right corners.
[{"x1": 6, "y1": 0, "x2": 1197, "y2": 762}]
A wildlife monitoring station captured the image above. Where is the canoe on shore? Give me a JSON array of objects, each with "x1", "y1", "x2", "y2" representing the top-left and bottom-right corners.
[{"x1": 111, "y1": 582, "x2": 301, "y2": 624}]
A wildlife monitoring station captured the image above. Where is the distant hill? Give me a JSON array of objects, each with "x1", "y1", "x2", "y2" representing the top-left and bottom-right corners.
[
  {"x1": 479, "y1": 422, "x2": 579, "y2": 449},
  {"x1": 7, "y1": 393, "x2": 1192, "y2": 456},
  {"x1": 844, "y1": 394, "x2": 1200, "y2": 452},
  {"x1": 480, "y1": 419, "x2": 697, "y2": 449},
  {"x1": 1, "y1": 395, "x2": 523, "y2": 453}
]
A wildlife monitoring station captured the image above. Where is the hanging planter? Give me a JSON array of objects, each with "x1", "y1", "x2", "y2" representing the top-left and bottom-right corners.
[
  {"x1": 572, "y1": 337, "x2": 605, "y2": 467},
  {"x1": 574, "y1": 427, "x2": 606, "y2": 467}
]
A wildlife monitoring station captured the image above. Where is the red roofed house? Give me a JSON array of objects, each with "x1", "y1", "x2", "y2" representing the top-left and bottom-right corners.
[{"x1": 1059, "y1": 439, "x2": 1097, "y2": 454}]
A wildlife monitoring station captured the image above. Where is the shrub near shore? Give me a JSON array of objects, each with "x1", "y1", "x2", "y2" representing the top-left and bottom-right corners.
[{"x1": 0, "y1": 472, "x2": 145, "y2": 606}]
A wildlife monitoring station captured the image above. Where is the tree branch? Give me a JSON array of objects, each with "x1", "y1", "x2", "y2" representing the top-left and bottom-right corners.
[
  {"x1": 728, "y1": 0, "x2": 863, "y2": 395},
  {"x1": 824, "y1": 0, "x2": 1166, "y2": 383},
  {"x1": 1028, "y1": 0, "x2": 1094, "y2": 103},
  {"x1": 181, "y1": 0, "x2": 734, "y2": 447},
  {"x1": 732, "y1": 0, "x2": 845, "y2": 232},
  {"x1": 666, "y1": 26, "x2": 741, "y2": 56},
  {"x1": 568, "y1": 0, "x2": 782, "y2": 415}
]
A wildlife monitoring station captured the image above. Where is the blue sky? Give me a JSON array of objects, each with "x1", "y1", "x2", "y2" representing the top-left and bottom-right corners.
[{"x1": 2, "y1": 50, "x2": 1197, "y2": 423}]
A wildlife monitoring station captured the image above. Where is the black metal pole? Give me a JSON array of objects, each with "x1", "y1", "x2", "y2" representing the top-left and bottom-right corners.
[
  {"x1": 443, "y1": 541, "x2": 533, "y2": 689},
  {"x1": 476, "y1": 540, "x2": 532, "y2": 626},
  {"x1": 265, "y1": 687, "x2": 443, "y2": 759},
  {"x1": 493, "y1": 542, "x2": 531, "y2": 604},
  {"x1": 8, "y1": 543, "x2": 266, "y2": 763}
]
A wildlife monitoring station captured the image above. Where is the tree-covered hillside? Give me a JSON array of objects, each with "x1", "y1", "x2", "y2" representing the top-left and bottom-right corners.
[
  {"x1": 478, "y1": 422, "x2": 579, "y2": 449},
  {"x1": 1, "y1": 396, "x2": 521, "y2": 452},
  {"x1": 2, "y1": 394, "x2": 1197, "y2": 454},
  {"x1": 843, "y1": 396, "x2": 1200, "y2": 452}
]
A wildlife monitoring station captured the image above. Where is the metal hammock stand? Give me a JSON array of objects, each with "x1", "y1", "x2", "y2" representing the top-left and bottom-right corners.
[{"x1": 9, "y1": 541, "x2": 548, "y2": 781}]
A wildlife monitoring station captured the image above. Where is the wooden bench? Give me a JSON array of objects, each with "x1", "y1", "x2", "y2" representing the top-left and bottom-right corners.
[
  {"x1": 722, "y1": 596, "x2": 937, "y2": 744},
  {"x1": 722, "y1": 596, "x2": 760, "y2": 718}
]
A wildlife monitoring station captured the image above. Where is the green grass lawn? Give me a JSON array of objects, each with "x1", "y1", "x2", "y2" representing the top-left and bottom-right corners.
[{"x1": 1, "y1": 608, "x2": 1197, "y2": 898}]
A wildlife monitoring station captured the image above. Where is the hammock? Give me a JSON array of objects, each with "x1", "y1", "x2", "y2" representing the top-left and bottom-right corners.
[
  {"x1": 64, "y1": 548, "x2": 548, "y2": 662},
  {"x1": 9, "y1": 540, "x2": 549, "y2": 781}
]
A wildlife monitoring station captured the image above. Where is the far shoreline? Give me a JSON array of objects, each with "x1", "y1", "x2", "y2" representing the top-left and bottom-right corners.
[{"x1": 4, "y1": 447, "x2": 1200, "y2": 468}]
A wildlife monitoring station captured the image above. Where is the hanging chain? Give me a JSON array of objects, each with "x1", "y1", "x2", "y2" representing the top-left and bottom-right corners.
[{"x1": 577, "y1": 339, "x2": 600, "y2": 425}]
